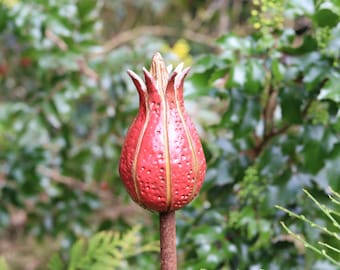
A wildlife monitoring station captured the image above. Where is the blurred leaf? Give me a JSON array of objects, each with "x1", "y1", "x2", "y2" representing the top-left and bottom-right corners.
[
  {"x1": 0, "y1": 257, "x2": 9, "y2": 270},
  {"x1": 286, "y1": 0, "x2": 315, "y2": 16},
  {"x1": 227, "y1": 63, "x2": 246, "y2": 88},
  {"x1": 1, "y1": 0, "x2": 340, "y2": 269},
  {"x1": 48, "y1": 254, "x2": 64, "y2": 270},
  {"x1": 50, "y1": 226, "x2": 158, "y2": 270},
  {"x1": 259, "y1": 145, "x2": 288, "y2": 179},
  {"x1": 281, "y1": 96, "x2": 303, "y2": 124},
  {"x1": 318, "y1": 73, "x2": 340, "y2": 102},
  {"x1": 271, "y1": 58, "x2": 285, "y2": 82},
  {"x1": 189, "y1": 72, "x2": 211, "y2": 95},
  {"x1": 68, "y1": 238, "x2": 85, "y2": 269},
  {"x1": 314, "y1": 9, "x2": 339, "y2": 28},
  {"x1": 216, "y1": 34, "x2": 251, "y2": 56},
  {"x1": 244, "y1": 59, "x2": 265, "y2": 93},
  {"x1": 216, "y1": 159, "x2": 233, "y2": 186},
  {"x1": 303, "y1": 140, "x2": 326, "y2": 174},
  {"x1": 77, "y1": 1, "x2": 97, "y2": 18},
  {"x1": 282, "y1": 36, "x2": 318, "y2": 54}
]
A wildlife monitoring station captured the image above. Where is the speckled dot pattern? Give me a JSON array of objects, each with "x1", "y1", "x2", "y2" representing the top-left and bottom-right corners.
[{"x1": 119, "y1": 53, "x2": 206, "y2": 212}]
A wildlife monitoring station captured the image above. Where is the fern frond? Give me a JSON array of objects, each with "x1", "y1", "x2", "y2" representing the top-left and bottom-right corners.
[
  {"x1": 0, "y1": 257, "x2": 10, "y2": 270},
  {"x1": 47, "y1": 253, "x2": 64, "y2": 270},
  {"x1": 48, "y1": 225, "x2": 159, "y2": 270},
  {"x1": 276, "y1": 187, "x2": 340, "y2": 267}
]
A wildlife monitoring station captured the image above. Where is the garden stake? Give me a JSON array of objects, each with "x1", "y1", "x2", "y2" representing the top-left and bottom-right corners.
[
  {"x1": 119, "y1": 52, "x2": 206, "y2": 269},
  {"x1": 160, "y1": 211, "x2": 176, "y2": 269}
]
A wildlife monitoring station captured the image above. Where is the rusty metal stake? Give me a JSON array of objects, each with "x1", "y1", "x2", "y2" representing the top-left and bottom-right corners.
[{"x1": 160, "y1": 211, "x2": 177, "y2": 270}]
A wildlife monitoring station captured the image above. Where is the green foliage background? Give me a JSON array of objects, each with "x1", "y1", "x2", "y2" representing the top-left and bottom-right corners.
[{"x1": 0, "y1": 0, "x2": 339, "y2": 269}]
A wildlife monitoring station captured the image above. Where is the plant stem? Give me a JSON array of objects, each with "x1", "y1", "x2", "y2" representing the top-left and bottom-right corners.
[{"x1": 159, "y1": 211, "x2": 177, "y2": 270}]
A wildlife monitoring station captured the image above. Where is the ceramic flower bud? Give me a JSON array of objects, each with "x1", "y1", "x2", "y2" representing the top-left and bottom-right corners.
[{"x1": 119, "y1": 53, "x2": 206, "y2": 212}]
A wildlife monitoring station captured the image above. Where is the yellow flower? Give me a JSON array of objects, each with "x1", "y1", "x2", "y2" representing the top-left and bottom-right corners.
[
  {"x1": 253, "y1": 22, "x2": 261, "y2": 29},
  {"x1": 172, "y1": 39, "x2": 190, "y2": 60},
  {"x1": 1, "y1": 0, "x2": 19, "y2": 8},
  {"x1": 162, "y1": 39, "x2": 192, "y2": 65}
]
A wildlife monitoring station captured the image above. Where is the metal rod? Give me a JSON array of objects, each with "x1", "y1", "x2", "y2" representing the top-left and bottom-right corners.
[{"x1": 159, "y1": 211, "x2": 177, "y2": 270}]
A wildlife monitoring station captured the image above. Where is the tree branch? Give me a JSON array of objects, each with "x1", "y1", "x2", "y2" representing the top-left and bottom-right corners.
[
  {"x1": 45, "y1": 29, "x2": 68, "y2": 51},
  {"x1": 250, "y1": 98, "x2": 315, "y2": 158},
  {"x1": 89, "y1": 26, "x2": 218, "y2": 58},
  {"x1": 37, "y1": 165, "x2": 113, "y2": 200},
  {"x1": 77, "y1": 58, "x2": 99, "y2": 81}
]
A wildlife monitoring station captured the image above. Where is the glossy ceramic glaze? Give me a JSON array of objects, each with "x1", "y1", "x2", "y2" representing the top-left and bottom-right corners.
[{"x1": 119, "y1": 53, "x2": 206, "y2": 212}]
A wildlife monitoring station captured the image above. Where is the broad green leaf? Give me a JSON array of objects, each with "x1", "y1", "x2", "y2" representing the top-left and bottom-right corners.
[
  {"x1": 77, "y1": 1, "x2": 97, "y2": 17},
  {"x1": 303, "y1": 66, "x2": 323, "y2": 83},
  {"x1": 282, "y1": 36, "x2": 318, "y2": 55},
  {"x1": 318, "y1": 73, "x2": 340, "y2": 102},
  {"x1": 302, "y1": 140, "x2": 326, "y2": 174},
  {"x1": 189, "y1": 72, "x2": 212, "y2": 95},
  {"x1": 193, "y1": 54, "x2": 220, "y2": 73},
  {"x1": 281, "y1": 96, "x2": 303, "y2": 124},
  {"x1": 279, "y1": 28, "x2": 296, "y2": 47},
  {"x1": 303, "y1": 65, "x2": 326, "y2": 91},
  {"x1": 244, "y1": 59, "x2": 265, "y2": 93},
  {"x1": 227, "y1": 63, "x2": 246, "y2": 88},
  {"x1": 314, "y1": 8, "x2": 339, "y2": 27},
  {"x1": 271, "y1": 59, "x2": 285, "y2": 82},
  {"x1": 259, "y1": 145, "x2": 288, "y2": 179},
  {"x1": 286, "y1": 0, "x2": 315, "y2": 16},
  {"x1": 216, "y1": 159, "x2": 233, "y2": 186},
  {"x1": 216, "y1": 34, "x2": 251, "y2": 53}
]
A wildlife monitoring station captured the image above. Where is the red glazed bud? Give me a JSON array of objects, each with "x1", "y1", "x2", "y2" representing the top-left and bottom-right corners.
[{"x1": 119, "y1": 52, "x2": 206, "y2": 212}]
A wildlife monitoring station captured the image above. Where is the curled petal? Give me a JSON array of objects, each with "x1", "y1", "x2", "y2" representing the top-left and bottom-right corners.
[
  {"x1": 167, "y1": 64, "x2": 173, "y2": 74},
  {"x1": 175, "y1": 66, "x2": 190, "y2": 91},
  {"x1": 143, "y1": 68, "x2": 159, "y2": 96},
  {"x1": 127, "y1": 69, "x2": 146, "y2": 95},
  {"x1": 174, "y1": 62, "x2": 184, "y2": 74}
]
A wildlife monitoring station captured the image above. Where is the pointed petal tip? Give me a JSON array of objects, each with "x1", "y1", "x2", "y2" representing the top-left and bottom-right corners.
[
  {"x1": 174, "y1": 66, "x2": 191, "y2": 90},
  {"x1": 152, "y1": 52, "x2": 164, "y2": 62},
  {"x1": 142, "y1": 67, "x2": 156, "y2": 89},
  {"x1": 127, "y1": 69, "x2": 146, "y2": 92},
  {"x1": 182, "y1": 66, "x2": 191, "y2": 75},
  {"x1": 151, "y1": 53, "x2": 166, "y2": 73},
  {"x1": 167, "y1": 64, "x2": 173, "y2": 74},
  {"x1": 142, "y1": 67, "x2": 152, "y2": 78},
  {"x1": 174, "y1": 62, "x2": 184, "y2": 74},
  {"x1": 127, "y1": 69, "x2": 137, "y2": 77}
]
